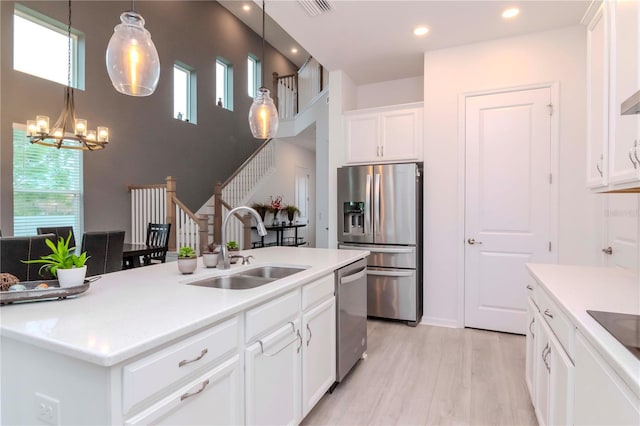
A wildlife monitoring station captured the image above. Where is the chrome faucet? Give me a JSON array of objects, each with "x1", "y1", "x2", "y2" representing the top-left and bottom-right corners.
[{"x1": 218, "y1": 206, "x2": 267, "y2": 269}]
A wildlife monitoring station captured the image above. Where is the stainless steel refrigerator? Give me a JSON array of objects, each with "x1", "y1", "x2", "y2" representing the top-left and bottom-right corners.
[{"x1": 337, "y1": 162, "x2": 423, "y2": 326}]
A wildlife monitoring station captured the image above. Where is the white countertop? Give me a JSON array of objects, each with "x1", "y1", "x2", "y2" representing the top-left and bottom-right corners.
[
  {"x1": 526, "y1": 263, "x2": 640, "y2": 397},
  {"x1": 0, "y1": 247, "x2": 369, "y2": 367}
]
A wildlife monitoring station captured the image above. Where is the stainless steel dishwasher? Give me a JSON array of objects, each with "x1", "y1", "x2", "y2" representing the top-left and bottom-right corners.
[{"x1": 335, "y1": 258, "x2": 368, "y2": 384}]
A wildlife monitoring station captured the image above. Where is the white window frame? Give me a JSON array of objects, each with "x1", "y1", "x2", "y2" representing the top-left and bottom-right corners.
[
  {"x1": 13, "y1": 4, "x2": 84, "y2": 89},
  {"x1": 173, "y1": 63, "x2": 196, "y2": 123},
  {"x1": 12, "y1": 123, "x2": 84, "y2": 238},
  {"x1": 247, "y1": 55, "x2": 261, "y2": 98},
  {"x1": 216, "y1": 57, "x2": 233, "y2": 111}
]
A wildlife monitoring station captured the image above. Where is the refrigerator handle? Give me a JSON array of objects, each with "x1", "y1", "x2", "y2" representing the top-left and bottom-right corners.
[
  {"x1": 365, "y1": 174, "x2": 372, "y2": 235},
  {"x1": 374, "y1": 173, "x2": 381, "y2": 236}
]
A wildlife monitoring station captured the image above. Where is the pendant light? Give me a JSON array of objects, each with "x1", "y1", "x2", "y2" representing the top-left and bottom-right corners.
[
  {"x1": 25, "y1": 0, "x2": 108, "y2": 150},
  {"x1": 248, "y1": 0, "x2": 279, "y2": 139},
  {"x1": 105, "y1": 0, "x2": 160, "y2": 96}
]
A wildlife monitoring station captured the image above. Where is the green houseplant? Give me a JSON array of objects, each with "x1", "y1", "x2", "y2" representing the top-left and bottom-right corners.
[
  {"x1": 22, "y1": 233, "x2": 89, "y2": 287},
  {"x1": 226, "y1": 240, "x2": 239, "y2": 251},
  {"x1": 177, "y1": 246, "x2": 197, "y2": 274},
  {"x1": 284, "y1": 205, "x2": 300, "y2": 225},
  {"x1": 251, "y1": 203, "x2": 268, "y2": 222}
]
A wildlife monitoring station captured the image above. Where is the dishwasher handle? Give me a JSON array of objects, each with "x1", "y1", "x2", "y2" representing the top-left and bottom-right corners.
[
  {"x1": 367, "y1": 269, "x2": 414, "y2": 278},
  {"x1": 340, "y1": 267, "x2": 367, "y2": 285}
]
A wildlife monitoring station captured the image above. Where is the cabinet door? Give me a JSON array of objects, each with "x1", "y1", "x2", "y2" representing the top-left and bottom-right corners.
[
  {"x1": 548, "y1": 332, "x2": 574, "y2": 426},
  {"x1": 608, "y1": 0, "x2": 640, "y2": 185},
  {"x1": 379, "y1": 108, "x2": 422, "y2": 161},
  {"x1": 533, "y1": 312, "x2": 550, "y2": 426},
  {"x1": 302, "y1": 297, "x2": 336, "y2": 416},
  {"x1": 574, "y1": 332, "x2": 640, "y2": 425},
  {"x1": 603, "y1": 194, "x2": 640, "y2": 274},
  {"x1": 245, "y1": 320, "x2": 302, "y2": 426},
  {"x1": 586, "y1": 2, "x2": 609, "y2": 188},
  {"x1": 345, "y1": 113, "x2": 380, "y2": 163},
  {"x1": 124, "y1": 355, "x2": 243, "y2": 425},
  {"x1": 525, "y1": 298, "x2": 537, "y2": 400}
]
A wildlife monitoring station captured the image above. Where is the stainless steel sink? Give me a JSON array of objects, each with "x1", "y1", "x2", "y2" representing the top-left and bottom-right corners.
[
  {"x1": 239, "y1": 266, "x2": 307, "y2": 280},
  {"x1": 187, "y1": 265, "x2": 308, "y2": 290},
  {"x1": 188, "y1": 274, "x2": 273, "y2": 290}
]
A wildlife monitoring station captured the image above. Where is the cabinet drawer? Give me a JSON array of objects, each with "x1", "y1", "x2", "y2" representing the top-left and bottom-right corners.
[
  {"x1": 537, "y1": 288, "x2": 574, "y2": 360},
  {"x1": 122, "y1": 316, "x2": 239, "y2": 413},
  {"x1": 246, "y1": 289, "x2": 300, "y2": 343},
  {"x1": 526, "y1": 275, "x2": 538, "y2": 309},
  {"x1": 302, "y1": 274, "x2": 334, "y2": 311}
]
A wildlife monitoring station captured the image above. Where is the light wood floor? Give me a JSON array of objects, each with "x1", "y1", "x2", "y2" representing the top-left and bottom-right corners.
[{"x1": 302, "y1": 320, "x2": 537, "y2": 426}]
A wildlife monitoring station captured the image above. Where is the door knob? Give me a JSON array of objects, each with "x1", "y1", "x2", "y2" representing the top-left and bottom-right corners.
[
  {"x1": 467, "y1": 238, "x2": 483, "y2": 245},
  {"x1": 602, "y1": 246, "x2": 613, "y2": 255}
]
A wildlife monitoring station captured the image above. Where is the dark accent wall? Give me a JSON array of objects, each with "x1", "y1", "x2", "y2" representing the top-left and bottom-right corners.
[{"x1": 0, "y1": 1, "x2": 297, "y2": 236}]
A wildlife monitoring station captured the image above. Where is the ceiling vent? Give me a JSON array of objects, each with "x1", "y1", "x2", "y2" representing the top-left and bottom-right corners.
[{"x1": 298, "y1": 0, "x2": 335, "y2": 16}]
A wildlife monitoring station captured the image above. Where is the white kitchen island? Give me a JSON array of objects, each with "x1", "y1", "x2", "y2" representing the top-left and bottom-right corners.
[{"x1": 0, "y1": 247, "x2": 369, "y2": 425}]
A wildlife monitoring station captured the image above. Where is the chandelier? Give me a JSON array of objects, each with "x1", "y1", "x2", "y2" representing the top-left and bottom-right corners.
[
  {"x1": 26, "y1": 0, "x2": 108, "y2": 151},
  {"x1": 248, "y1": 0, "x2": 279, "y2": 139}
]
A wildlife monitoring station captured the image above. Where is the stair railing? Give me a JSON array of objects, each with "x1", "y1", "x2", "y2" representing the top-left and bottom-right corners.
[{"x1": 273, "y1": 72, "x2": 298, "y2": 119}]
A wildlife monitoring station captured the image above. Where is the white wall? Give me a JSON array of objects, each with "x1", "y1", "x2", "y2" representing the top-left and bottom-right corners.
[
  {"x1": 246, "y1": 140, "x2": 316, "y2": 247},
  {"x1": 422, "y1": 25, "x2": 599, "y2": 327},
  {"x1": 356, "y1": 76, "x2": 424, "y2": 109}
]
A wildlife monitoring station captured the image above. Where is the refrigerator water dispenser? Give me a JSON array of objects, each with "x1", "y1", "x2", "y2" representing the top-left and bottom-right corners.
[{"x1": 343, "y1": 202, "x2": 365, "y2": 235}]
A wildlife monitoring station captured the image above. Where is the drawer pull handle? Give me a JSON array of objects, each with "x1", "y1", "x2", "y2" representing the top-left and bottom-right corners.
[
  {"x1": 178, "y1": 349, "x2": 208, "y2": 367},
  {"x1": 306, "y1": 323, "x2": 312, "y2": 347},
  {"x1": 260, "y1": 322, "x2": 298, "y2": 357},
  {"x1": 544, "y1": 309, "x2": 554, "y2": 319},
  {"x1": 180, "y1": 379, "x2": 210, "y2": 401},
  {"x1": 526, "y1": 284, "x2": 533, "y2": 291}
]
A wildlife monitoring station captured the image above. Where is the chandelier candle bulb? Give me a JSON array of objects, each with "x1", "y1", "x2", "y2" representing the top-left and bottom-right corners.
[
  {"x1": 52, "y1": 128, "x2": 63, "y2": 138},
  {"x1": 36, "y1": 116, "x2": 49, "y2": 133},
  {"x1": 74, "y1": 119, "x2": 87, "y2": 136},
  {"x1": 97, "y1": 127, "x2": 109, "y2": 142},
  {"x1": 87, "y1": 130, "x2": 97, "y2": 141},
  {"x1": 27, "y1": 120, "x2": 37, "y2": 137}
]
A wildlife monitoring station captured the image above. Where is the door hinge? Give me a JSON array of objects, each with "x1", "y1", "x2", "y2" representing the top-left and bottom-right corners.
[
  {"x1": 547, "y1": 104, "x2": 554, "y2": 116},
  {"x1": 549, "y1": 173, "x2": 553, "y2": 184},
  {"x1": 548, "y1": 241, "x2": 552, "y2": 252}
]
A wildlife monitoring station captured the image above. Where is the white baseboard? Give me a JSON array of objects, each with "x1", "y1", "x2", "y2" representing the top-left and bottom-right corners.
[{"x1": 420, "y1": 316, "x2": 461, "y2": 328}]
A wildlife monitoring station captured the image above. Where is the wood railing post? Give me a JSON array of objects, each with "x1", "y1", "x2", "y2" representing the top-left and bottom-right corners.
[
  {"x1": 213, "y1": 182, "x2": 223, "y2": 245},
  {"x1": 242, "y1": 213, "x2": 252, "y2": 250},
  {"x1": 272, "y1": 72, "x2": 279, "y2": 110},
  {"x1": 198, "y1": 214, "x2": 209, "y2": 256},
  {"x1": 166, "y1": 176, "x2": 177, "y2": 251}
]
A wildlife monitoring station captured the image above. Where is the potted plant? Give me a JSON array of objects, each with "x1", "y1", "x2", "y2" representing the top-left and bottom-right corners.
[
  {"x1": 202, "y1": 243, "x2": 219, "y2": 268},
  {"x1": 284, "y1": 205, "x2": 300, "y2": 225},
  {"x1": 251, "y1": 202, "x2": 268, "y2": 222},
  {"x1": 22, "y1": 233, "x2": 89, "y2": 287},
  {"x1": 177, "y1": 246, "x2": 197, "y2": 274},
  {"x1": 226, "y1": 240, "x2": 239, "y2": 252},
  {"x1": 269, "y1": 195, "x2": 283, "y2": 226}
]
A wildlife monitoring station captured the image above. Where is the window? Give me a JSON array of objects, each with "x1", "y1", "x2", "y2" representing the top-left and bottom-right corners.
[
  {"x1": 247, "y1": 55, "x2": 260, "y2": 98},
  {"x1": 13, "y1": 5, "x2": 83, "y2": 88},
  {"x1": 216, "y1": 58, "x2": 233, "y2": 111},
  {"x1": 13, "y1": 124, "x2": 83, "y2": 237},
  {"x1": 173, "y1": 63, "x2": 196, "y2": 123}
]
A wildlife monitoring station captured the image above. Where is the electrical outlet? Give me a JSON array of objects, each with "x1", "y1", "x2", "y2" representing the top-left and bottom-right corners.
[{"x1": 35, "y1": 393, "x2": 60, "y2": 425}]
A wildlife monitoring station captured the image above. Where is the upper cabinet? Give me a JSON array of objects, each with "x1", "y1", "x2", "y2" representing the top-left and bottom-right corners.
[
  {"x1": 585, "y1": 0, "x2": 640, "y2": 192},
  {"x1": 344, "y1": 102, "x2": 423, "y2": 164}
]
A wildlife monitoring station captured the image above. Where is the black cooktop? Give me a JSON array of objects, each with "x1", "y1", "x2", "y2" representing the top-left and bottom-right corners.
[{"x1": 587, "y1": 310, "x2": 640, "y2": 360}]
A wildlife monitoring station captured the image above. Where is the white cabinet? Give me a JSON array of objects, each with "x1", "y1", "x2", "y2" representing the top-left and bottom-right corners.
[
  {"x1": 344, "y1": 103, "x2": 423, "y2": 164},
  {"x1": 525, "y1": 297, "x2": 537, "y2": 400},
  {"x1": 302, "y1": 297, "x2": 336, "y2": 416},
  {"x1": 124, "y1": 355, "x2": 243, "y2": 425},
  {"x1": 574, "y1": 332, "x2": 640, "y2": 425},
  {"x1": 585, "y1": 0, "x2": 640, "y2": 192},
  {"x1": 245, "y1": 320, "x2": 302, "y2": 426}
]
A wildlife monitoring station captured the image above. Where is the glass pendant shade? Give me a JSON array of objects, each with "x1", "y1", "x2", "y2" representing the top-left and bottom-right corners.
[
  {"x1": 106, "y1": 12, "x2": 160, "y2": 97},
  {"x1": 249, "y1": 87, "x2": 279, "y2": 139}
]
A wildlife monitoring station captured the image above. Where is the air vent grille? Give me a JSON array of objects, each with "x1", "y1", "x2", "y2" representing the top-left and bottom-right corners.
[{"x1": 298, "y1": 0, "x2": 335, "y2": 16}]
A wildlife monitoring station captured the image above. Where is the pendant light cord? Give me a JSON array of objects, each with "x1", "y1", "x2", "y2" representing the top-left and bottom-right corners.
[
  {"x1": 261, "y1": 0, "x2": 265, "y2": 88},
  {"x1": 67, "y1": 0, "x2": 72, "y2": 88}
]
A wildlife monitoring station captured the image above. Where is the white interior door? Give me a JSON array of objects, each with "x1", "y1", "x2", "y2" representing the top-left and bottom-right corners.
[
  {"x1": 295, "y1": 166, "x2": 309, "y2": 246},
  {"x1": 464, "y1": 87, "x2": 553, "y2": 334},
  {"x1": 602, "y1": 194, "x2": 640, "y2": 275}
]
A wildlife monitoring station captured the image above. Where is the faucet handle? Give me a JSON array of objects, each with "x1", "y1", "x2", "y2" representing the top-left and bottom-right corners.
[{"x1": 243, "y1": 255, "x2": 254, "y2": 265}]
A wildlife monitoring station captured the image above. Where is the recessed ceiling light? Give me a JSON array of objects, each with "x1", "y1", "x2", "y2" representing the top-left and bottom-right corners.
[
  {"x1": 291, "y1": 48, "x2": 298, "y2": 54},
  {"x1": 502, "y1": 7, "x2": 520, "y2": 19},
  {"x1": 242, "y1": 4, "x2": 251, "y2": 11},
  {"x1": 413, "y1": 26, "x2": 429, "y2": 36}
]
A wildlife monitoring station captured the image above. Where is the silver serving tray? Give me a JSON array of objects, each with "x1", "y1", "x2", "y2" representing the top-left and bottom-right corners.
[{"x1": 0, "y1": 277, "x2": 99, "y2": 305}]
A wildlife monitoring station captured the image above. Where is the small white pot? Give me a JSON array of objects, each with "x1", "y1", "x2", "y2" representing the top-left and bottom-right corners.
[
  {"x1": 57, "y1": 265, "x2": 87, "y2": 288},
  {"x1": 178, "y1": 257, "x2": 198, "y2": 274},
  {"x1": 202, "y1": 252, "x2": 220, "y2": 268}
]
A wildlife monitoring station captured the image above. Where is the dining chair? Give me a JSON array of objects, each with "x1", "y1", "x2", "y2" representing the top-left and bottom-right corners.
[
  {"x1": 0, "y1": 234, "x2": 56, "y2": 281},
  {"x1": 81, "y1": 231, "x2": 126, "y2": 277},
  {"x1": 143, "y1": 223, "x2": 171, "y2": 265},
  {"x1": 37, "y1": 226, "x2": 76, "y2": 251}
]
